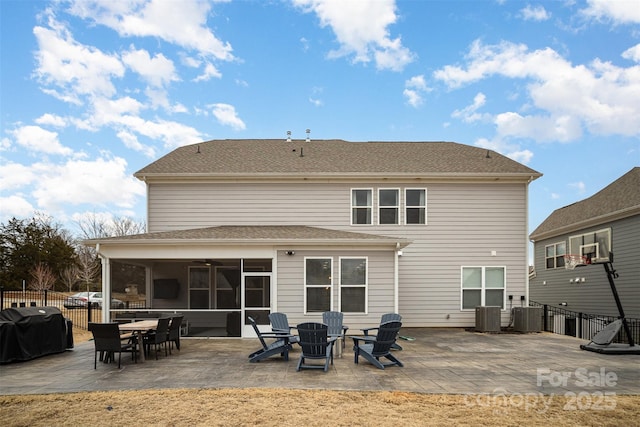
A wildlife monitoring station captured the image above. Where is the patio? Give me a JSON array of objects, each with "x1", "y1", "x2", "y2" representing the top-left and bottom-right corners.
[{"x1": 1, "y1": 328, "x2": 638, "y2": 396}]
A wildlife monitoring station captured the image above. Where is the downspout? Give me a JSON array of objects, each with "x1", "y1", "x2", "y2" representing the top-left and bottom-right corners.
[
  {"x1": 394, "y1": 243, "x2": 400, "y2": 313},
  {"x1": 525, "y1": 176, "x2": 533, "y2": 306}
]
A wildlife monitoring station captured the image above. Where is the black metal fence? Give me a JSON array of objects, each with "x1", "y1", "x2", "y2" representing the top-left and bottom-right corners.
[
  {"x1": 0, "y1": 288, "x2": 146, "y2": 331},
  {"x1": 530, "y1": 301, "x2": 640, "y2": 345}
]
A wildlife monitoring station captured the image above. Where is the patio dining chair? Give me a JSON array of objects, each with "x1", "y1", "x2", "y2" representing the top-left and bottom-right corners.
[
  {"x1": 361, "y1": 313, "x2": 403, "y2": 350},
  {"x1": 88, "y1": 322, "x2": 136, "y2": 369},
  {"x1": 352, "y1": 320, "x2": 403, "y2": 370},
  {"x1": 167, "y1": 315, "x2": 184, "y2": 354},
  {"x1": 296, "y1": 322, "x2": 336, "y2": 372},
  {"x1": 248, "y1": 316, "x2": 293, "y2": 363},
  {"x1": 143, "y1": 317, "x2": 170, "y2": 360},
  {"x1": 322, "y1": 311, "x2": 348, "y2": 350}
]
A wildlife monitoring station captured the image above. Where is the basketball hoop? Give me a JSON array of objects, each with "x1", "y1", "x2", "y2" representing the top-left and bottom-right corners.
[{"x1": 564, "y1": 254, "x2": 588, "y2": 270}]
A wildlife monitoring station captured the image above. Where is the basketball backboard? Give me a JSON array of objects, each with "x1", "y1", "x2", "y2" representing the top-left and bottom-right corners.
[{"x1": 568, "y1": 228, "x2": 611, "y2": 264}]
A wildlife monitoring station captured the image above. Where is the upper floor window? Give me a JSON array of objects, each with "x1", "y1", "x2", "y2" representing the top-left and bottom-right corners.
[
  {"x1": 545, "y1": 242, "x2": 566, "y2": 269},
  {"x1": 461, "y1": 266, "x2": 505, "y2": 310},
  {"x1": 406, "y1": 189, "x2": 426, "y2": 224},
  {"x1": 379, "y1": 189, "x2": 399, "y2": 224},
  {"x1": 339, "y1": 257, "x2": 367, "y2": 313},
  {"x1": 351, "y1": 189, "x2": 372, "y2": 225}
]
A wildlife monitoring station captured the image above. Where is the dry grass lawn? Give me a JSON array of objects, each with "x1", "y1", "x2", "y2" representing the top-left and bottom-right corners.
[
  {"x1": 2, "y1": 388, "x2": 639, "y2": 426},
  {"x1": 3, "y1": 327, "x2": 636, "y2": 426}
]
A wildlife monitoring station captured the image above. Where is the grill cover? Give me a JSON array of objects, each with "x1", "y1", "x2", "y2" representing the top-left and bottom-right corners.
[{"x1": 0, "y1": 306, "x2": 70, "y2": 363}]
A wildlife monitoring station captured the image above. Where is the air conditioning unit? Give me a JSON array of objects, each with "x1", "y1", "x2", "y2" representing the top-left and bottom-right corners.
[
  {"x1": 513, "y1": 307, "x2": 542, "y2": 333},
  {"x1": 475, "y1": 306, "x2": 501, "y2": 332}
]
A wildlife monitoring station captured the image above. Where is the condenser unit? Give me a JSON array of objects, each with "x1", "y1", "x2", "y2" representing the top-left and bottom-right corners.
[
  {"x1": 475, "y1": 306, "x2": 501, "y2": 332},
  {"x1": 513, "y1": 307, "x2": 542, "y2": 333}
]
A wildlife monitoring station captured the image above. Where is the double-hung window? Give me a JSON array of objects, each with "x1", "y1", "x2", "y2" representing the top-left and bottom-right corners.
[
  {"x1": 339, "y1": 257, "x2": 367, "y2": 313},
  {"x1": 379, "y1": 189, "x2": 399, "y2": 224},
  {"x1": 405, "y1": 189, "x2": 426, "y2": 224},
  {"x1": 304, "y1": 258, "x2": 332, "y2": 313},
  {"x1": 545, "y1": 242, "x2": 566, "y2": 269},
  {"x1": 351, "y1": 189, "x2": 372, "y2": 225},
  {"x1": 461, "y1": 266, "x2": 505, "y2": 309}
]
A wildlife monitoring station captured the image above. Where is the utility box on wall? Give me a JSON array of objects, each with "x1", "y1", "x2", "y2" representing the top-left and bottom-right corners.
[
  {"x1": 475, "y1": 306, "x2": 501, "y2": 332},
  {"x1": 513, "y1": 307, "x2": 542, "y2": 332}
]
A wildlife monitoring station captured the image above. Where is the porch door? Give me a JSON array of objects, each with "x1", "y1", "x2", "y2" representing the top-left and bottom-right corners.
[{"x1": 243, "y1": 272, "x2": 271, "y2": 336}]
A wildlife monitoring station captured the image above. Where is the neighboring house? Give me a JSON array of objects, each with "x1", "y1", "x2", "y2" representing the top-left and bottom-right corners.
[
  {"x1": 529, "y1": 167, "x2": 640, "y2": 318},
  {"x1": 86, "y1": 139, "x2": 541, "y2": 337}
]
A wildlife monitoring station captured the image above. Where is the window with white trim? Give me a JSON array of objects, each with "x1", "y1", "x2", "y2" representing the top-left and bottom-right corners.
[
  {"x1": 461, "y1": 266, "x2": 505, "y2": 309},
  {"x1": 545, "y1": 242, "x2": 566, "y2": 269},
  {"x1": 305, "y1": 257, "x2": 332, "y2": 313},
  {"x1": 379, "y1": 189, "x2": 399, "y2": 224},
  {"x1": 339, "y1": 257, "x2": 367, "y2": 313},
  {"x1": 351, "y1": 189, "x2": 372, "y2": 225},
  {"x1": 405, "y1": 188, "x2": 426, "y2": 224}
]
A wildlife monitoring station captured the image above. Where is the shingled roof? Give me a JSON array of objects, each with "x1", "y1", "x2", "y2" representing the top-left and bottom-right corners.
[
  {"x1": 135, "y1": 139, "x2": 541, "y2": 180},
  {"x1": 86, "y1": 225, "x2": 411, "y2": 248},
  {"x1": 530, "y1": 167, "x2": 640, "y2": 241}
]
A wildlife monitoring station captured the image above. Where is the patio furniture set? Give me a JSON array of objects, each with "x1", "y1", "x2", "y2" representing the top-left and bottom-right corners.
[
  {"x1": 249, "y1": 311, "x2": 404, "y2": 371},
  {"x1": 88, "y1": 314, "x2": 183, "y2": 369}
]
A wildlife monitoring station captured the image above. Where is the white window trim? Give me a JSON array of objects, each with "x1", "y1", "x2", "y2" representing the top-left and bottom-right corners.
[
  {"x1": 350, "y1": 188, "x2": 373, "y2": 226},
  {"x1": 338, "y1": 256, "x2": 368, "y2": 314},
  {"x1": 405, "y1": 188, "x2": 427, "y2": 225},
  {"x1": 460, "y1": 266, "x2": 506, "y2": 310},
  {"x1": 303, "y1": 257, "x2": 333, "y2": 314},
  {"x1": 378, "y1": 188, "x2": 400, "y2": 225},
  {"x1": 544, "y1": 242, "x2": 566, "y2": 269}
]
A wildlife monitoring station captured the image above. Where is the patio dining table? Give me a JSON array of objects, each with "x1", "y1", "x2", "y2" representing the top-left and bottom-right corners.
[{"x1": 118, "y1": 319, "x2": 158, "y2": 363}]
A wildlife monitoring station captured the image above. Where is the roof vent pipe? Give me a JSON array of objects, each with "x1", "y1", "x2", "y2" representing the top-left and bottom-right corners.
[
  {"x1": 306, "y1": 129, "x2": 311, "y2": 142},
  {"x1": 286, "y1": 131, "x2": 292, "y2": 142}
]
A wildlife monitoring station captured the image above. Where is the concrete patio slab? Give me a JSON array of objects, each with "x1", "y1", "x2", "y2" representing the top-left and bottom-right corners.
[{"x1": 1, "y1": 328, "x2": 638, "y2": 397}]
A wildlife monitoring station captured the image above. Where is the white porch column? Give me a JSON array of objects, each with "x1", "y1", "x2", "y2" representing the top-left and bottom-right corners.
[
  {"x1": 100, "y1": 255, "x2": 111, "y2": 323},
  {"x1": 394, "y1": 246, "x2": 400, "y2": 313}
]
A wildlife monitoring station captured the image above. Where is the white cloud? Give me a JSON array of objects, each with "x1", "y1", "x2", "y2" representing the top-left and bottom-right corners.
[
  {"x1": 193, "y1": 62, "x2": 222, "y2": 82},
  {"x1": 0, "y1": 163, "x2": 36, "y2": 190},
  {"x1": 121, "y1": 46, "x2": 178, "y2": 87},
  {"x1": 9, "y1": 125, "x2": 73, "y2": 156},
  {"x1": 33, "y1": 13, "x2": 125, "y2": 100},
  {"x1": 0, "y1": 195, "x2": 35, "y2": 221},
  {"x1": 309, "y1": 97, "x2": 323, "y2": 107},
  {"x1": 403, "y1": 75, "x2": 429, "y2": 107},
  {"x1": 116, "y1": 130, "x2": 156, "y2": 158},
  {"x1": 581, "y1": 0, "x2": 640, "y2": 24},
  {"x1": 434, "y1": 39, "x2": 640, "y2": 141},
  {"x1": 31, "y1": 156, "x2": 145, "y2": 211},
  {"x1": 67, "y1": 0, "x2": 235, "y2": 61},
  {"x1": 520, "y1": 5, "x2": 551, "y2": 22},
  {"x1": 293, "y1": 0, "x2": 414, "y2": 71},
  {"x1": 474, "y1": 137, "x2": 534, "y2": 165},
  {"x1": 35, "y1": 113, "x2": 67, "y2": 127},
  {"x1": 452, "y1": 92, "x2": 489, "y2": 123},
  {"x1": 210, "y1": 103, "x2": 246, "y2": 131},
  {"x1": 622, "y1": 43, "x2": 640, "y2": 63}
]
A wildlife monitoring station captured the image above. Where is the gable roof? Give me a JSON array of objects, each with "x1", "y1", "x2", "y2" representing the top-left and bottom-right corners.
[
  {"x1": 135, "y1": 139, "x2": 541, "y2": 181},
  {"x1": 86, "y1": 225, "x2": 412, "y2": 248},
  {"x1": 530, "y1": 167, "x2": 640, "y2": 241}
]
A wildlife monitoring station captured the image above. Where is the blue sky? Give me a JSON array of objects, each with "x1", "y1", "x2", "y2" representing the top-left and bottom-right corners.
[{"x1": 1, "y1": 0, "x2": 639, "y2": 241}]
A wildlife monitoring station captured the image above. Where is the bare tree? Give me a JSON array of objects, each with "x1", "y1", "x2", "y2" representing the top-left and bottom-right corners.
[
  {"x1": 28, "y1": 263, "x2": 57, "y2": 291},
  {"x1": 77, "y1": 246, "x2": 101, "y2": 291},
  {"x1": 75, "y1": 212, "x2": 145, "y2": 239},
  {"x1": 111, "y1": 216, "x2": 146, "y2": 237},
  {"x1": 60, "y1": 265, "x2": 80, "y2": 292}
]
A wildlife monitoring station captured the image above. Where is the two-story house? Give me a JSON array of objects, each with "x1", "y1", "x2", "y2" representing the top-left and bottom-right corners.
[
  {"x1": 87, "y1": 139, "x2": 541, "y2": 337},
  {"x1": 529, "y1": 167, "x2": 640, "y2": 319}
]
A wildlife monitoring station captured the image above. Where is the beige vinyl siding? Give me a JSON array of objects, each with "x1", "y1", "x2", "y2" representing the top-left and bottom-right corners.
[
  {"x1": 275, "y1": 249, "x2": 395, "y2": 329},
  {"x1": 147, "y1": 181, "x2": 529, "y2": 327}
]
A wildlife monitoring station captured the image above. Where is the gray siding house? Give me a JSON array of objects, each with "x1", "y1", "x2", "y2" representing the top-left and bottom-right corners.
[
  {"x1": 87, "y1": 139, "x2": 541, "y2": 337},
  {"x1": 529, "y1": 167, "x2": 640, "y2": 318}
]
